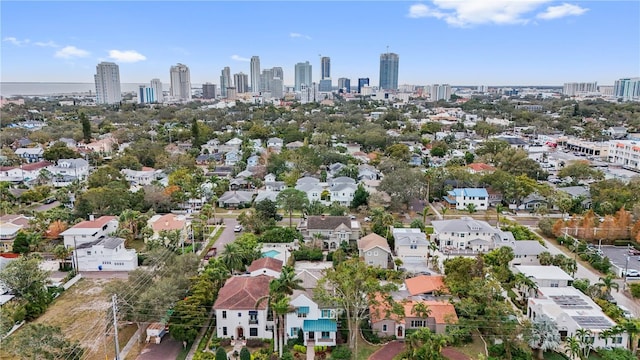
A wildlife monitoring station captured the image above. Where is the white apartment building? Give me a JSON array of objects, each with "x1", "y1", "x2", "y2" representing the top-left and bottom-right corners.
[
  {"x1": 563, "y1": 82, "x2": 598, "y2": 96},
  {"x1": 609, "y1": 140, "x2": 640, "y2": 170},
  {"x1": 94, "y1": 62, "x2": 122, "y2": 104},
  {"x1": 150, "y1": 78, "x2": 164, "y2": 103}
]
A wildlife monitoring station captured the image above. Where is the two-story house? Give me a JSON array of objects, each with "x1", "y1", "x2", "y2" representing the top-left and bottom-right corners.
[
  {"x1": 357, "y1": 164, "x2": 380, "y2": 181},
  {"x1": 267, "y1": 137, "x2": 284, "y2": 150},
  {"x1": 0, "y1": 161, "x2": 52, "y2": 183},
  {"x1": 60, "y1": 215, "x2": 119, "y2": 249},
  {"x1": 513, "y1": 265, "x2": 574, "y2": 299},
  {"x1": 49, "y1": 158, "x2": 89, "y2": 187},
  {"x1": 247, "y1": 155, "x2": 260, "y2": 168},
  {"x1": 213, "y1": 275, "x2": 274, "y2": 340},
  {"x1": 392, "y1": 228, "x2": 429, "y2": 259},
  {"x1": 328, "y1": 177, "x2": 357, "y2": 206},
  {"x1": 121, "y1": 167, "x2": 157, "y2": 186},
  {"x1": 357, "y1": 233, "x2": 393, "y2": 269},
  {"x1": 295, "y1": 177, "x2": 325, "y2": 203},
  {"x1": 225, "y1": 150, "x2": 241, "y2": 166},
  {"x1": 286, "y1": 290, "x2": 338, "y2": 347},
  {"x1": 247, "y1": 257, "x2": 283, "y2": 278},
  {"x1": 15, "y1": 147, "x2": 44, "y2": 163},
  {"x1": 74, "y1": 237, "x2": 138, "y2": 271},
  {"x1": 298, "y1": 215, "x2": 360, "y2": 250},
  {"x1": 444, "y1": 188, "x2": 489, "y2": 210},
  {"x1": 431, "y1": 217, "x2": 496, "y2": 252}
]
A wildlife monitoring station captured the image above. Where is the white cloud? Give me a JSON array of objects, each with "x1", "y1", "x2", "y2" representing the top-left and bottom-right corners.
[
  {"x1": 108, "y1": 49, "x2": 146, "y2": 63},
  {"x1": 408, "y1": 0, "x2": 553, "y2": 27},
  {"x1": 289, "y1": 32, "x2": 312, "y2": 40},
  {"x1": 3, "y1": 37, "x2": 30, "y2": 46},
  {"x1": 231, "y1": 54, "x2": 250, "y2": 62},
  {"x1": 537, "y1": 3, "x2": 588, "y2": 20},
  {"x1": 55, "y1": 46, "x2": 90, "y2": 59},
  {"x1": 34, "y1": 41, "x2": 59, "y2": 48}
]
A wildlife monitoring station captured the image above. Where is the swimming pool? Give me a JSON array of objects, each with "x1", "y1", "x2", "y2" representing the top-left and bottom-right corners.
[{"x1": 262, "y1": 250, "x2": 280, "y2": 258}]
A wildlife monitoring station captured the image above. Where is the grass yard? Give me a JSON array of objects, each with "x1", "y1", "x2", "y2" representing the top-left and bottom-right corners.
[
  {"x1": 543, "y1": 352, "x2": 569, "y2": 360},
  {"x1": 0, "y1": 278, "x2": 128, "y2": 360},
  {"x1": 452, "y1": 335, "x2": 488, "y2": 360},
  {"x1": 355, "y1": 336, "x2": 382, "y2": 360}
]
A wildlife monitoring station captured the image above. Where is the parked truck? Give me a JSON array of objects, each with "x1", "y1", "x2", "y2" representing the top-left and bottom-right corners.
[{"x1": 146, "y1": 322, "x2": 167, "y2": 344}]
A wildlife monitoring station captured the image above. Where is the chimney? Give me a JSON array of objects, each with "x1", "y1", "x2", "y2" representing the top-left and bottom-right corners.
[
  {"x1": 89, "y1": 214, "x2": 95, "y2": 222},
  {"x1": 321, "y1": 214, "x2": 326, "y2": 220}
]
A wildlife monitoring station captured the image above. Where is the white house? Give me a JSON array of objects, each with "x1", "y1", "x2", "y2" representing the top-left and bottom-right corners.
[
  {"x1": 514, "y1": 265, "x2": 574, "y2": 288},
  {"x1": 295, "y1": 177, "x2": 325, "y2": 203},
  {"x1": 247, "y1": 155, "x2": 260, "y2": 167},
  {"x1": 247, "y1": 257, "x2": 283, "y2": 278},
  {"x1": 267, "y1": 137, "x2": 284, "y2": 149},
  {"x1": 285, "y1": 290, "x2": 338, "y2": 347},
  {"x1": 121, "y1": 167, "x2": 156, "y2": 186},
  {"x1": 528, "y1": 286, "x2": 627, "y2": 349},
  {"x1": 392, "y1": 228, "x2": 429, "y2": 259},
  {"x1": 431, "y1": 217, "x2": 495, "y2": 252},
  {"x1": 213, "y1": 275, "x2": 274, "y2": 340},
  {"x1": 328, "y1": 177, "x2": 357, "y2": 206},
  {"x1": 0, "y1": 161, "x2": 52, "y2": 182},
  {"x1": 49, "y1": 158, "x2": 89, "y2": 186},
  {"x1": 224, "y1": 150, "x2": 241, "y2": 166},
  {"x1": 298, "y1": 215, "x2": 361, "y2": 250},
  {"x1": 74, "y1": 237, "x2": 138, "y2": 271},
  {"x1": 60, "y1": 215, "x2": 119, "y2": 249},
  {"x1": 15, "y1": 147, "x2": 44, "y2": 163},
  {"x1": 444, "y1": 188, "x2": 488, "y2": 210}
]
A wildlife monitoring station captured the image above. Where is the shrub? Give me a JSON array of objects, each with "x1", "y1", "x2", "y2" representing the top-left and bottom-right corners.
[
  {"x1": 597, "y1": 348, "x2": 636, "y2": 360},
  {"x1": 326, "y1": 251, "x2": 333, "y2": 261},
  {"x1": 630, "y1": 283, "x2": 640, "y2": 298},
  {"x1": 245, "y1": 338, "x2": 263, "y2": 347},
  {"x1": 215, "y1": 347, "x2": 228, "y2": 360},
  {"x1": 538, "y1": 217, "x2": 556, "y2": 237},
  {"x1": 259, "y1": 227, "x2": 303, "y2": 243},
  {"x1": 360, "y1": 319, "x2": 381, "y2": 344},
  {"x1": 330, "y1": 346, "x2": 352, "y2": 360},
  {"x1": 219, "y1": 338, "x2": 232, "y2": 347},
  {"x1": 293, "y1": 247, "x2": 323, "y2": 261},
  {"x1": 293, "y1": 344, "x2": 307, "y2": 353},
  {"x1": 240, "y1": 346, "x2": 251, "y2": 360}
]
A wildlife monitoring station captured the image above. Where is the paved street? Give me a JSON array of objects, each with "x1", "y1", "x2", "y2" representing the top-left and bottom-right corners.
[
  {"x1": 213, "y1": 218, "x2": 238, "y2": 255},
  {"x1": 136, "y1": 336, "x2": 183, "y2": 360}
]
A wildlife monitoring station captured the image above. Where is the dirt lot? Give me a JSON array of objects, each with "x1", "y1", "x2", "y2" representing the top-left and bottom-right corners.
[{"x1": 0, "y1": 277, "x2": 136, "y2": 360}]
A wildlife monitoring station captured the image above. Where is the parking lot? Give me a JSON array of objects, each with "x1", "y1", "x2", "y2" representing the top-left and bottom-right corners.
[{"x1": 600, "y1": 245, "x2": 640, "y2": 278}]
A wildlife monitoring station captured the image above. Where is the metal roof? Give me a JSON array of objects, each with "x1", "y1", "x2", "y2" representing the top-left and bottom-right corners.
[{"x1": 303, "y1": 319, "x2": 337, "y2": 332}]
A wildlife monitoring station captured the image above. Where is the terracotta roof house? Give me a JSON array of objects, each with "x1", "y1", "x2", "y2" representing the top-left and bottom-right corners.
[
  {"x1": 369, "y1": 297, "x2": 458, "y2": 338},
  {"x1": 357, "y1": 233, "x2": 392, "y2": 269},
  {"x1": 404, "y1": 275, "x2": 447, "y2": 296},
  {"x1": 147, "y1": 214, "x2": 189, "y2": 246},
  {"x1": 247, "y1": 257, "x2": 283, "y2": 277},
  {"x1": 60, "y1": 215, "x2": 118, "y2": 249},
  {"x1": 467, "y1": 163, "x2": 496, "y2": 174},
  {"x1": 213, "y1": 275, "x2": 274, "y2": 340}
]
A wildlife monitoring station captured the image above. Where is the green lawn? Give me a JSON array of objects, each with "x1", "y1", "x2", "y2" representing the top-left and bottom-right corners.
[
  {"x1": 355, "y1": 337, "x2": 381, "y2": 360},
  {"x1": 543, "y1": 352, "x2": 569, "y2": 360}
]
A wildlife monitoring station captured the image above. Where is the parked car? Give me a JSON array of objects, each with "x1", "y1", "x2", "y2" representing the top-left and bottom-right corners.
[
  {"x1": 234, "y1": 225, "x2": 243, "y2": 232},
  {"x1": 204, "y1": 247, "x2": 217, "y2": 260},
  {"x1": 618, "y1": 305, "x2": 633, "y2": 319},
  {"x1": 624, "y1": 269, "x2": 640, "y2": 277},
  {"x1": 629, "y1": 248, "x2": 640, "y2": 255}
]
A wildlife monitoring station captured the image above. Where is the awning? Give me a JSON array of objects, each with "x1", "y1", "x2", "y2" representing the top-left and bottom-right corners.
[
  {"x1": 303, "y1": 319, "x2": 337, "y2": 332},
  {"x1": 297, "y1": 306, "x2": 309, "y2": 314}
]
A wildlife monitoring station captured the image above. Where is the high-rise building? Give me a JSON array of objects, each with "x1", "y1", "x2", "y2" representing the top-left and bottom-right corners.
[
  {"x1": 357, "y1": 78, "x2": 369, "y2": 94},
  {"x1": 294, "y1": 61, "x2": 312, "y2": 92},
  {"x1": 260, "y1": 68, "x2": 273, "y2": 92},
  {"x1": 226, "y1": 87, "x2": 237, "y2": 100},
  {"x1": 563, "y1": 82, "x2": 598, "y2": 96},
  {"x1": 138, "y1": 85, "x2": 156, "y2": 104},
  {"x1": 319, "y1": 80, "x2": 332, "y2": 92},
  {"x1": 338, "y1": 78, "x2": 350, "y2": 93},
  {"x1": 272, "y1": 67, "x2": 283, "y2": 80},
  {"x1": 431, "y1": 84, "x2": 451, "y2": 101},
  {"x1": 220, "y1": 67, "x2": 232, "y2": 97},
  {"x1": 321, "y1": 57, "x2": 330, "y2": 80},
  {"x1": 379, "y1": 52, "x2": 399, "y2": 90},
  {"x1": 250, "y1": 56, "x2": 261, "y2": 93},
  {"x1": 271, "y1": 67, "x2": 284, "y2": 99},
  {"x1": 169, "y1": 63, "x2": 192, "y2": 101},
  {"x1": 614, "y1": 78, "x2": 640, "y2": 101},
  {"x1": 234, "y1": 72, "x2": 249, "y2": 93},
  {"x1": 202, "y1": 83, "x2": 216, "y2": 99},
  {"x1": 150, "y1": 78, "x2": 163, "y2": 103},
  {"x1": 94, "y1": 62, "x2": 121, "y2": 104}
]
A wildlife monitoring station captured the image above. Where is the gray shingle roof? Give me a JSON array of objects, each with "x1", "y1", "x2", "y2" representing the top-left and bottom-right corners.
[{"x1": 306, "y1": 216, "x2": 351, "y2": 230}]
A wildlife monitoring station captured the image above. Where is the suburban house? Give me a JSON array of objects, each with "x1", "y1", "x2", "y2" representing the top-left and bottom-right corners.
[
  {"x1": 267, "y1": 137, "x2": 284, "y2": 149},
  {"x1": 247, "y1": 257, "x2": 283, "y2": 278},
  {"x1": 60, "y1": 215, "x2": 119, "y2": 249},
  {"x1": 0, "y1": 222, "x2": 22, "y2": 252},
  {"x1": 356, "y1": 233, "x2": 393, "y2": 269},
  {"x1": 495, "y1": 239, "x2": 547, "y2": 266},
  {"x1": 514, "y1": 265, "x2": 574, "y2": 299},
  {"x1": 369, "y1": 297, "x2": 458, "y2": 338},
  {"x1": 0, "y1": 161, "x2": 52, "y2": 183},
  {"x1": 357, "y1": 164, "x2": 380, "y2": 181},
  {"x1": 527, "y1": 286, "x2": 627, "y2": 348},
  {"x1": 147, "y1": 214, "x2": 190, "y2": 246},
  {"x1": 409, "y1": 154, "x2": 423, "y2": 166},
  {"x1": 74, "y1": 237, "x2": 138, "y2": 271},
  {"x1": 444, "y1": 188, "x2": 489, "y2": 210},
  {"x1": 392, "y1": 228, "x2": 429, "y2": 259},
  {"x1": 224, "y1": 150, "x2": 241, "y2": 166},
  {"x1": 217, "y1": 191, "x2": 254, "y2": 209},
  {"x1": 466, "y1": 163, "x2": 496, "y2": 175},
  {"x1": 298, "y1": 215, "x2": 361, "y2": 250},
  {"x1": 404, "y1": 275, "x2": 447, "y2": 297},
  {"x1": 286, "y1": 290, "x2": 338, "y2": 347},
  {"x1": 49, "y1": 158, "x2": 90, "y2": 186},
  {"x1": 431, "y1": 217, "x2": 495, "y2": 253},
  {"x1": 15, "y1": 147, "x2": 44, "y2": 163},
  {"x1": 213, "y1": 275, "x2": 274, "y2": 340},
  {"x1": 121, "y1": 167, "x2": 157, "y2": 186},
  {"x1": 295, "y1": 177, "x2": 325, "y2": 203},
  {"x1": 247, "y1": 155, "x2": 260, "y2": 167},
  {"x1": 286, "y1": 141, "x2": 304, "y2": 150},
  {"x1": 328, "y1": 177, "x2": 357, "y2": 206}
]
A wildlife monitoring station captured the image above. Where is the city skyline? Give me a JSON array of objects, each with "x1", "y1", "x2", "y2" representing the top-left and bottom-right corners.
[{"x1": 1, "y1": 1, "x2": 639, "y2": 86}]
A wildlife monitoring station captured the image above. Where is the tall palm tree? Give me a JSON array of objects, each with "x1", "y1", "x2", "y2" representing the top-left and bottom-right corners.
[
  {"x1": 495, "y1": 204, "x2": 505, "y2": 228},
  {"x1": 421, "y1": 207, "x2": 432, "y2": 224},
  {"x1": 613, "y1": 319, "x2": 640, "y2": 355},
  {"x1": 221, "y1": 243, "x2": 244, "y2": 273},
  {"x1": 595, "y1": 274, "x2": 619, "y2": 297},
  {"x1": 575, "y1": 328, "x2": 594, "y2": 359},
  {"x1": 53, "y1": 244, "x2": 72, "y2": 270},
  {"x1": 514, "y1": 273, "x2": 538, "y2": 300},
  {"x1": 411, "y1": 302, "x2": 432, "y2": 319},
  {"x1": 564, "y1": 336, "x2": 581, "y2": 360}
]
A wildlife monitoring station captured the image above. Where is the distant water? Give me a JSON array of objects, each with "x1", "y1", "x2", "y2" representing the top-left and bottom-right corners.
[{"x1": 0, "y1": 82, "x2": 188, "y2": 97}]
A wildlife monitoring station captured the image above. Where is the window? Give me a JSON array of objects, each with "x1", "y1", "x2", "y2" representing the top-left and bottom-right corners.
[
  {"x1": 222, "y1": 311, "x2": 227, "y2": 319},
  {"x1": 459, "y1": 233, "x2": 465, "y2": 238},
  {"x1": 250, "y1": 328, "x2": 258, "y2": 337},
  {"x1": 613, "y1": 337, "x2": 623, "y2": 344},
  {"x1": 366, "y1": 251, "x2": 371, "y2": 256},
  {"x1": 222, "y1": 327, "x2": 228, "y2": 336},
  {"x1": 298, "y1": 312, "x2": 307, "y2": 318},
  {"x1": 321, "y1": 331, "x2": 330, "y2": 339},
  {"x1": 410, "y1": 245, "x2": 417, "y2": 249},
  {"x1": 249, "y1": 310, "x2": 258, "y2": 324},
  {"x1": 550, "y1": 281, "x2": 559, "y2": 288},
  {"x1": 410, "y1": 320, "x2": 426, "y2": 327},
  {"x1": 86, "y1": 251, "x2": 91, "y2": 255},
  {"x1": 321, "y1": 310, "x2": 331, "y2": 318},
  {"x1": 373, "y1": 251, "x2": 378, "y2": 256},
  {"x1": 382, "y1": 325, "x2": 387, "y2": 332},
  {"x1": 238, "y1": 312, "x2": 242, "y2": 317},
  {"x1": 290, "y1": 327, "x2": 299, "y2": 337}
]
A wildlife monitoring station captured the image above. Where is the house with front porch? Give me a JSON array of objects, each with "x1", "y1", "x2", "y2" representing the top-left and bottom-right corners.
[
  {"x1": 213, "y1": 275, "x2": 274, "y2": 340},
  {"x1": 15, "y1": 147, "x2": 44, "y2": 163},
  {"x1": 285, "y1": 290, "x2": 338, "y2": 347},
  {"x1": 444, "y1": 188, "x2": 488, "y2": 210},
  {"x1": 298, "y1": 215, "x2": 360, "y2": 250}
]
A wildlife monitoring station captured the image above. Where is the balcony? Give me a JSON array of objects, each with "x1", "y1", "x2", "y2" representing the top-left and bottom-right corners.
[{"x1": 249, "y1": 318, "x2": 259, "y2": 325}]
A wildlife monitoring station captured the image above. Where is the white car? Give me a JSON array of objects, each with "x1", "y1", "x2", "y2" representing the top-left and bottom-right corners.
[
  {"x1": 625, "y1": 269, "x2": 640, "y2": 277},
  {"x1": 233, "y1": 225, "x2": 243, "y2": 232},
  {"x1": 364, "y1": 217, "x2": 372, "y2": 222}
]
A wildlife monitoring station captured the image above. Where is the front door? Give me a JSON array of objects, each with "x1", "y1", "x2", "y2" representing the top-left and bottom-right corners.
[
  {"x1": 237, "y1": 327, "x2": 244, "y2": 339},
  {"x1": 397, "y1": 326, "x2": 403, "y2": 337},
  {"x1": 308, "y1": 331, "x2": 314, "y2": 340}
]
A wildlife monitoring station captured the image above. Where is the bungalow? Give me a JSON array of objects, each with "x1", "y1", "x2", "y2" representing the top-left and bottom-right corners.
[
  {"x1": 74, "y1": 237, "x2": 138, "y2": 271},
  {"x1": 218, "y1": 191, "x2": 254, "y2": 209},
  {"x1": 60, "y1": 215, "x2": 119, "y2": 249},
  {"x1": 514, "y1": 265, "x2": 574, "y2": 289},
  {"x1": 357, "y1": 233, "x2": 393, "y2": 269},
  {"x1": 357, "y1": 165, "x2": 380, "y2": 181},
  {"x1": 392, "y1": 228, "x2": 429, "y2": 259},
  {"x1": 213, "y1": 275, "x2": 274, "y2": 340},
  {"x1": 370, "y1": 297, "x2": 457, "y2": 339},
  {"x1": 444, "y1": 188, "x2": 488, "y2": 211},
  {"x1": 298, "y1": 215, "x2": 360, "y2": 250},
  {"x1": 0, "y1": 222, "x2": 22, "y2": 252},
  {"x1": 467, "y1": 163, "x2": 496, "y2": 175},
  {"x1": 286, "y1": 141, "x2": 304, "y2": 150},
  {"x1": 404, "y1": 275, "x2": 447, "y2": 297},
  {"x1": 15, "y1": 147, "x2": 44, "y2": 163}
]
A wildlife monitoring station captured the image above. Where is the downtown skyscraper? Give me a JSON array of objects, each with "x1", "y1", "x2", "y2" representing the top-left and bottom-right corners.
[
  {"x1": 220, "y1": 67, "x2": 232, "y2": 97},
  {"x1": 319, "y1": 56, "x2": 331, "y2": 92},
  {"x1": 150, "y1": 78, "x2": 163, "y2": 103},
  {"x1": 94, "y1": 62, "x2": 121, "y2": 104},
  {"x1": 250, "y1": 56, "x2": 260, "y2": 93},
  {"x1": 234, "y1": 72, "x2": 249, "y2": 93},
  {"x1": 169, "y1": 63, "x2": 192, "y2": 101},
  {"x1": 379, "y1": 52, "x2": 399, "y2": 91},
  {"x1": 294, "y1": 61, "x2": 312, "y2": 92}
]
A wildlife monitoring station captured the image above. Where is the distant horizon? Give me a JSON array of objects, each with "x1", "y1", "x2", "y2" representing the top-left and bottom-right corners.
[{"x1": 2, "y1": 1, "x2": 638, "y2": 86}]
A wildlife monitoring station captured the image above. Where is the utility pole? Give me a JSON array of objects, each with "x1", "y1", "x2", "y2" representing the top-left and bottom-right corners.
[{"x1": 112, "y1": 294, "x2": 120, "y2": 360}]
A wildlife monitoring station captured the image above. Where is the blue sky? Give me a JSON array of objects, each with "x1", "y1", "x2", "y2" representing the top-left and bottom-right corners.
[{"x1": 1, "y1": 1, "x2": 639, "y2": 86}]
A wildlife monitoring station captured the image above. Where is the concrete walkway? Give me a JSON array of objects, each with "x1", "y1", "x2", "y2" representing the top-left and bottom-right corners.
[
  {"x1": 119, "y1": 327, "x2": 142, "y2": 359},
  {"x1": 429, "y1": 202, "x2": 443, "y2": 220}
]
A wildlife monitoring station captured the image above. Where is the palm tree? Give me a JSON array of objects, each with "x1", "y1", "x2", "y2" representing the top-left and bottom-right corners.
[
  {"x1": 440, "y1": 206, "x2": 448, "y2": 219},
  {"x1": 564, "y1": 336, "x2": 581, "y2": 360},
  {"x1": 426, "y1": 241, "x2": 438, "y2": 267},
  {"x1": 201, "y1": 203, "x2": 216, "y2": 226},
  {"x1": 221, "y1": 243, "x2": 244, "y2": 273},
  {"x1": 613, "y1": 319, "x2": 640, "y2": 355},
  {"x1": 466, "y1": 203, "x2": 477, "y2": 214},
  {"x1": 53, "y1": 244, "x2": 72, "y2": 271},
  {"x1": 370, "y1": 207, "x2": 394, "y2": 239},
  {"x1": 311, "y1": 233, "x2": 324, "y2": 250},
  {"x1": 595, "y1": 274, "x2": 619, "y2": 297},
  {"x1": 411, "y1": 302, "x2": 432, "y2": 319},
  {"x1": 575, "y1": 328, "x2": 594, "y2": 359},
  {"x1": 514, "y1": 273, "x2": 538, "y2": 300},
  {"x1": 598, "y1": 328, "x2": 613, "y2": 347},
  {"x1": 495, "y1": 204, "x2": 505, "y2": 228},
  {"x1": 421, "y1": 207, "x2": 432, "y2": 225}
]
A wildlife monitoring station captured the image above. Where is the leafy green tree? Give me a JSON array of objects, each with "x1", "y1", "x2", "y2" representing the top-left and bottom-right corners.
[
  {"x1": 385, "y1": 143, "x2": 411, "y2": 161},
  {"x1": 80, "y1": 112, "x2": 91, "y2": 143},
  {"x1": 255, "y1": 199, "x2": 278, "y2": 220},
  {"x1": 475, "y1": 139, "x2": 510, "y2": 163},
  {"x1": 43, "y1": 141, "x2": 80, "y2": 161},
  {"x1": 402, "y1": 328, "x2": 448, "y2": 360},
  {"x1": 305, "y1": 200, "x2": 327, "y2": 215},
  {"x1": 351, "y1": 184, "x2": 369, "y2": 209},
  {"x1": 11, "y1": 231, "x2": 30, "y2": 254},
  {"x1": 169, "y1": 295, "x2": 208, "y2": 344},
  {"x1": 110, "y1": 154, "x2": 143, "y2": 170},
  {"x1": 87, "y1": 165, "x2": 127, "y2": 188},
  {"x1": 0, "y1": 255, "x2": 51, "y2": 318},
  {"x1": 277, "y1": 188, "x2": 309, "y2": 227},
  {"x1": 430, "y1": 141, "x2": 448, "y2": 157},
  {"x1": 6, "y1": 323, "x2": 84, "y2": 360},
  {"x1": 558, "y1": 161, "x2": 604, "y2": 185}
]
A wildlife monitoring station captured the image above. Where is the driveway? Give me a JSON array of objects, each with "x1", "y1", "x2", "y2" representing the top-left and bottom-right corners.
[
  {"x1": 136, "y1": 336, "x2": 183, "y2": 360},
  {"x1": 368, "y1": 340, "x2": 403, "y2": 360},
  {"x1": 213, "y1": 218, "x2": 238, "y2": 256}
]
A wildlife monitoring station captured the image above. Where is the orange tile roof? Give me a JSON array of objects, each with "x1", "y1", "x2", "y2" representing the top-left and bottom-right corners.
[
  {"x1": 151, "y1": 214, "x2": 186, "y2": 232},
  {"x1": 467, "y1": 163, "x2": 496, "y2": 172},
  {"x1": 370, "y1": 297, "x2": 458, "y2": 325},
  {"x1": 404, "y1": 275, "x2": 447, "y2": 296},
  {"x1": 72, "y1": 216, "x2": 117, "y2": 229},
  {"x1": 247, "y1": 257, "x2": 283, "y2": 273},
  {"x1": 213, "y1": 275, "x2": 273, "y2": 310}
]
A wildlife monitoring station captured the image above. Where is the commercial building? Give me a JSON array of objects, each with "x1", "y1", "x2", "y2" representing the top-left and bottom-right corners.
[
  {"x1": 150, "y1": 78, "x2": 163, "y2": 103},
  {"x1": 338, "y1": 78, "x2": 350, "y2": 93},
  {"x1": 563, "y1": 82, "x2": 598, "y2": 96},
  {"x1": 233, "y1": 72, "x2": 249, "y2": 93},
  {"x1": 220, "y1": 67, "x2": 232, "y2": 97},
  {"x1": 169, "y1": 63, "x2": 192, "y2": 101},
  {"x1": 320, "y1": 56, "x2": 330, "y2": 79},
  {"x1": 250, "y1": 56, "x2": 260, "y2": 93},
  {"x1": 202, "y1": 83, "x2": 216, "y2": 99},
  {"x1": 379, "y1": 52, "x2": 399, "y2": 91},
  {"x1": 94, "y1": 62, "x2": 121, "y2": 104},
  {"x1": 358, "y1": 78, "x2": 369, "y2": 94},
  {"x1": 294, "y1": 61, "x2": 312, "y2": 91},
  {"x1": 614, "y1": 77, "x2": 640, "y2": 101},
  {"x1": 138, "y1": 85, "x2": 156, "y2": 104}
]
